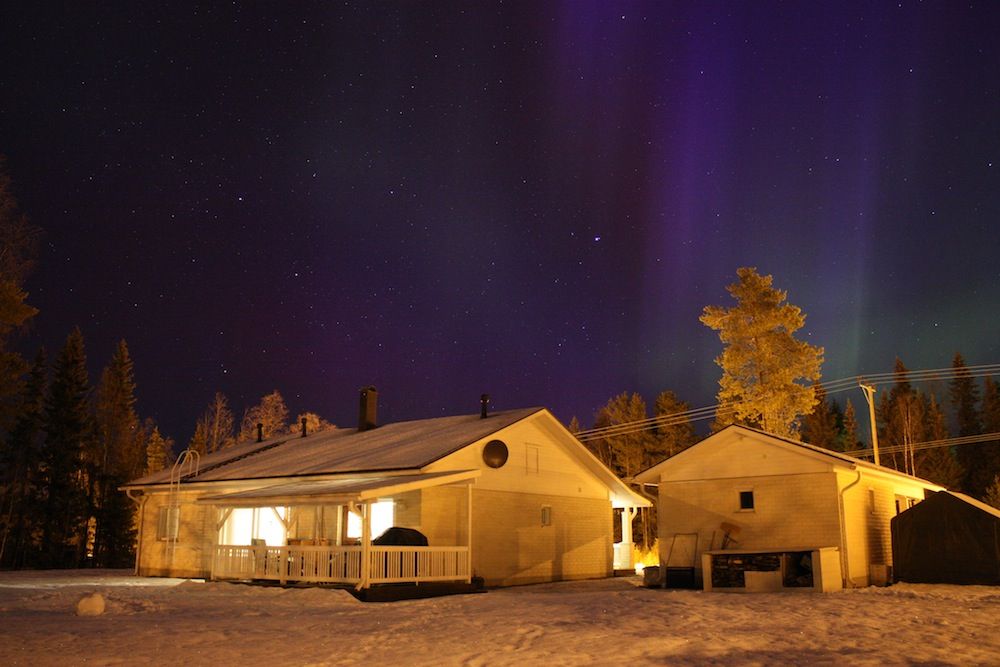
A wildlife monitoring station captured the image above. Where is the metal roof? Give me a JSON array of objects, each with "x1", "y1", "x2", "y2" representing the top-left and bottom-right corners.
[
  {"x1": 196, "y1": 470, "x2": 481, "y2": 506},
  {"x1": 635, "y1": 423, "x2": 945, "y2": 488},
  {"x1": 126, "y1": 407, "x2": 542, "y2": 486}
]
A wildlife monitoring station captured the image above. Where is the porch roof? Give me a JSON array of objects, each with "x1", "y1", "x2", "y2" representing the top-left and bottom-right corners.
[{"x1": 196, "y1": 469, "x2": 481, "y2": 507}]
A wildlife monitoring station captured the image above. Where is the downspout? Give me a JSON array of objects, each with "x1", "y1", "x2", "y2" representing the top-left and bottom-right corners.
[
  {"x1": 126, "y1": 489, "x2": 146, "y2": 576},
  {"x1": 838, "y1": 468, "x2": 863, "y2": 588}
]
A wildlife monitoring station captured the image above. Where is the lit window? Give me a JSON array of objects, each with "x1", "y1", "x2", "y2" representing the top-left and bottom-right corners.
[
  {"x1": 739, "y1": 491, "x2": 755, "y2": 511},
  {"x1": 157, "y1": 506, "x2": 179, "y2": 541},
  {"x1": 347, "y1": 501, "x2": 395, "y2": 540},
  {"x1": 218, "y1": 507, "x2": 287, "y2": 546}
]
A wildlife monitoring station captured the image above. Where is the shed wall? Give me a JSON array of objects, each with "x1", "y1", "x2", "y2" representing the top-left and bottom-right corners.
[{"x1": 656, "y1": 472, "x2": 842, "y2": 581}]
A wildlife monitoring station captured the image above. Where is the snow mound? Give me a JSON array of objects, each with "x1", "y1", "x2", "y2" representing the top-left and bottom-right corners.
[{"x1": 76, "y1": 592, "x2": 106, "y2": 616}]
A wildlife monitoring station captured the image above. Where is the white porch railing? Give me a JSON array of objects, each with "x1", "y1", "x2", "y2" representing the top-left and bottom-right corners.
[
  {"x1": 212, "y1": 544, "x2": 469, "y2": 586},
  {"x1": 367, "y1": 546, "x2": 471, "y2": 584}
]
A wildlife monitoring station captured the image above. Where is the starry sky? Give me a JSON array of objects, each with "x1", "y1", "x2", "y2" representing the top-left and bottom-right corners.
[{"x1": 1, "y1": 2, "x2": 998, "y2": 443}]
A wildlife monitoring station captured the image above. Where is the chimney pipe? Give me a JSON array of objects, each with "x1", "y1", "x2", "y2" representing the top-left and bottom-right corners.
[
  {"x1": 358, "y1": 386, "x2": 378, "y2": 432},
  {"x1": 480, "y1": 393, "x2": 490, "y2": 419},
  {"x1": 256, "y1": 422, "x2": 263, "y2": 442},
  {"x1": 301, "y1": 417, "x2": 308, "y2": 438}
]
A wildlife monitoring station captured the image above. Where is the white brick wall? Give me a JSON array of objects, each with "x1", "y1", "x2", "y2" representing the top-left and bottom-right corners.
[
  {"x1": 471, "y1": 488, "x2": 612, "y2": 586},
  {"x1": 657, "y1": 472, "x2": 842, "y2": 577}
]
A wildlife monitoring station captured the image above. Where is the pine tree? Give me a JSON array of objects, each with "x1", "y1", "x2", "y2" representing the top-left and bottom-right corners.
[
  {"x1": 143, "y1": 426, "x2": 173, "y2": 476},
  {"x1": 700, "y1": 267, "x2": 824, "y2": 438},
  {"x1": 950, "y1": 354, "x2": 990, "y2": 496},
  {"x1": 239, "y1": 390, "x2": 289, "y2": 442},
  {"x1": 589, "y1": 393, "x2": 662, "y2": 478},
  {"x1": 0, "y1": 348, "x2": 46, "y2": 567},
  {"x1": 0, "y1": 160, "x2": 40, "y2": 430},
  {"x1": 92, "y1": 340, "x2": 142, "y2": 567},
  {"x1": 984, "y1": 475, "x2": 1000, "y2": 510},
  {"x1": 973, "y1": 377, "x2": 1000, "y2": 499},
  {"x1": 840, "y1": 399, "x2": 861, "y2": 452},
  {"x1": 801, "y1": 383, "x2": 839, "y2": 450},
  {"x1": 653, "y1": 390, "x2": 695, "y2": 457},
  {"x1": 916, "y1": 394, "x2": 964, "y2": 489},
  {"x1": 949, "y1": 353, "x2": 982, "y2": 436},
  {"x1": 567, "y1": 416, "x2": 581, "y2": 435},
  {"x1": 188, "y1": 418, "x2": 209, "y2": 456},
  {"x1": 590, "y1": 392, "x2": 663, "y2": 549},
  {"x1": 39, "y1": 329, "x2": 93, "y2": 567}
]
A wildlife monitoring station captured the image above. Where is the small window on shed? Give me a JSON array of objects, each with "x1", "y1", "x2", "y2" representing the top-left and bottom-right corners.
[
  {"x1": 540, "y1": 505, "x2": 552, "y2": 527},
  {"x1": 739, "y1": 490, "x2": 755, "y2": 511}
]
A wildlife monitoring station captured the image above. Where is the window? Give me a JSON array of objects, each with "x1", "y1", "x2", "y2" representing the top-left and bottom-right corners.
[
  {"x1": 346, "y1": 501, "x2": 395, "y2": 540},
  {"x1": 540, "y1": 505, "x2": 552, "y2": 527},
  {"x1": 739, "y1": 490, "x2": 755, "y2": 511},
  {"x1": 525, "y1": 445, "x2": 540, "y2": 474},
  {"x1": 157, "y1": 506, "x2": 179, "y2": 541},
  {"x1": 218, "y1": 507, "x2": 287, "y2": 546}
]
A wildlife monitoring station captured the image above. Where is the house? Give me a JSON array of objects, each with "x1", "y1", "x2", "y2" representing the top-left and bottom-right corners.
[
  {"x1": 891, "y1": 490, "x2": 1000, "y2": 585},
  {"x1": 633, "y1": 425, "x2": 943, "y2": 591},
  {"x1": 123, "y1": 390, "x2": 649, "y2": 593}
]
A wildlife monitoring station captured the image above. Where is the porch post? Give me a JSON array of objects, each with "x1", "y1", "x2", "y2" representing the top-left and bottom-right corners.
[
  {"x1": 357, "y1": 501, "x2": 372, "y2": 590},
  {"x1": 618, "y1": 507, "x2": 636, "y2": 570},
  {"x1": 466, "y1": 483, "x2": 473, "y2": 583}
]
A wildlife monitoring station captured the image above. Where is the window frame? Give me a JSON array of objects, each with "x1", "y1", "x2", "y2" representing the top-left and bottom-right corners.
[
  {"x1": 157, "y1": 506, "x2": 180, "y2": 541},
  {"x1": 738, "y1": 490, "x2": 755, "y2": 512}
]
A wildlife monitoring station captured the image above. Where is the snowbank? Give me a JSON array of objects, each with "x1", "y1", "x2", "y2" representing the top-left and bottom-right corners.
[{"x1": 0, "y1": 570, "x2": 996, "y2": 665}]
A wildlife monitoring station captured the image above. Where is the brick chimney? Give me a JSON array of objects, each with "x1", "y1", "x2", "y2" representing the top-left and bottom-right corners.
[{"x1": 358, "y1": 386, "x2": 378, "y2": 432}]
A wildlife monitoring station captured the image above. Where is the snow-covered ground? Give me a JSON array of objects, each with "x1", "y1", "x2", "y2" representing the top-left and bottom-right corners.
[{"x1": 1, "y1": 570, "x2": 997, "y2": 666}]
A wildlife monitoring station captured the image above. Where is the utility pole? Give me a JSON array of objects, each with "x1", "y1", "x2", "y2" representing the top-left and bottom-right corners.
[{"x1": 859, "y1": 382, "x2": 880, "y2": 466}]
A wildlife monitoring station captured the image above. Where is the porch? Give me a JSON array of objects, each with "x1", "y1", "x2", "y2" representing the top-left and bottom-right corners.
[{"x1": 200, "y1": 470, "x2": 479, "y2": 589}]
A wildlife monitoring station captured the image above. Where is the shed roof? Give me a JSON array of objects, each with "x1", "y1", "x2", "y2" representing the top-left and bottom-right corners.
[
  {"x1": 634, "y1": 424, "x2": 944, "y2": 489},
  {"x1": 928, "y1": 490, "x2": 1000, "y2": 519},
  {"x1": 126, "y1": 407, "x2": 542, "y2": 487}
]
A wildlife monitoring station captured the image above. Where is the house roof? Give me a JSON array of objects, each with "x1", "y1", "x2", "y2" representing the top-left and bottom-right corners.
[
  {"x1": 126, "y1": 407, "x2": 542, "y2": 487},
  {"x1": 634, "y1": 423, "x2": 944, "y2": 489},
  {"x1": 196, "y1": 470, "x2": 481, "y2": 507}
]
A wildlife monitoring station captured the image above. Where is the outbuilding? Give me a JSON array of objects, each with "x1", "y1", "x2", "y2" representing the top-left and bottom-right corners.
[
  {"x1": 634, "y1": 425, "x2": 943, "y2": 591},
  {"x1": 891, "y1": 490, "x2": 1000, "y2": 585}
]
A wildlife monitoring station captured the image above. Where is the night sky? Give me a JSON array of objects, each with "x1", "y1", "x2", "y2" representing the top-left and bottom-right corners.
[{"x1": 2, "y1": 2, "x2": 998, "y2": 443}]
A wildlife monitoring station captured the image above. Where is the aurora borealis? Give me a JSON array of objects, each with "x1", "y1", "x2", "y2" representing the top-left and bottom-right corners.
[{"x1": 1, "y1": 2, "x2": 998, "y2": 440}]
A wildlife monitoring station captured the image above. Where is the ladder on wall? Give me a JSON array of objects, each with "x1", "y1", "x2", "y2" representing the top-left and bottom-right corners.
[{"x1": 166, "y1": 449, "x2": 200, "y2": 567}]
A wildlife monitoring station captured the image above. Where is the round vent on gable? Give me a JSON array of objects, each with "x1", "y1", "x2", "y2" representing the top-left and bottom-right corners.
[{"x1": 482, "y1": 439, "x2": 509, "y2": 468}]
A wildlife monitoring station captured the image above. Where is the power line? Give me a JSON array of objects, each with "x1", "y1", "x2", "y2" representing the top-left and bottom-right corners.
[
  {"x1": 574, "y1": 363, "x2": 1000, "y2": 442},
  {"x1": 849, "y1": 432, "x2": 1000, "y2": 460}
]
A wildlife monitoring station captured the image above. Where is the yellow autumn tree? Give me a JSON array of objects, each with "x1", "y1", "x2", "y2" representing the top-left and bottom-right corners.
[{"x1": 700, "y1": 267, "x2": 823, "y2": 438}]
